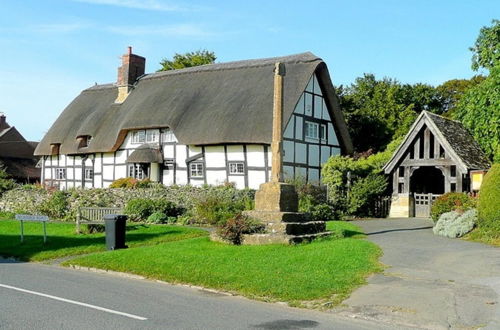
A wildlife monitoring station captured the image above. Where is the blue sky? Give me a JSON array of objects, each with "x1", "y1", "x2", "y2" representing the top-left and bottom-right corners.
[{"x1": 0, "y1": 0, "x2": 498, "y2": 141}]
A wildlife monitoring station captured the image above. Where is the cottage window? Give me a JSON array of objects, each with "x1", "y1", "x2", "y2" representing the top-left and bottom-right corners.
[
  {"x1": 320, "y1": 124, "x2": 326, "y2": 141},
  {"x1": 161, "y1": 128, "x2": 175, "y2": 142},
  {"x1": 78, "y1": 135, "x2": 92, "y2": 148},
  {"x1": 55, "y1": 168, "x2": 66, "y2": 180},
  {"x1": 128, "y1": 164, "x2": 147, "y2": 179},
  {"x1": 305, "y1": 121, "x2": 319, "y2": 139},
  {"x1": 131, "y1": 131, "x2": 146, "y2": 144},
  {"x1": 84, "y1": 168, "x2": 93, "y2": 180},
  {"x1": 146, "y1": 130, "x2": 158, "y2": 143},
  {"x1": 190, "y1": 163, "x2": 204, "y2": 178},
  {"x1": 229, "y1": 162, "x2": 245, "y2": 175}
]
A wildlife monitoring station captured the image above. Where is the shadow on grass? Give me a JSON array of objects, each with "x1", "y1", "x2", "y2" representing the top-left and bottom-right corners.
[
  {"x1": 343, "y1": 229, "x2": 365, "y2": 238},
  {"x1": 0, "y1": 229, "x2": 181, "y2": 261}
]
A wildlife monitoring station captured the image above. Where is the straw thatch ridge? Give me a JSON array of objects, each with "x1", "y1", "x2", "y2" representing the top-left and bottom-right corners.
[{"x1": 35, "y1": 52, "x2": 352, "y2": 156}]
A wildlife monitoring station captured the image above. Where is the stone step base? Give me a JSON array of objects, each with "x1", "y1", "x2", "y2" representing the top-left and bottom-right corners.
[
  {"x1": 267, "y1": 221, "x2": 326, "y2": 236},
  {"x1": 241, "y1": 232, "x2": 332, "y2": 245},
  {"x1": 243, "y1": 210, "x2": 310, "y2": 223}
]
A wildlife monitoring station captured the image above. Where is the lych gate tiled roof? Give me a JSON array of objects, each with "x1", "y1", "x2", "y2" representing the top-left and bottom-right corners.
[{"x1": 425, "y1": 112, "x2": 491, "y2": 170}]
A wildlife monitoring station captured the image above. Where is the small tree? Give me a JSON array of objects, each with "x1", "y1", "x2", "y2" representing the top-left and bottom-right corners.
[
  {"x1": 470, "y1": 19, "x2": 500, "y2": 71},
  {"x1": 158, "y1": 50, "x2": 216, "y2": 71},
  {"x1": 0, "y1": 167, "x2": 17, "y2": 195}
]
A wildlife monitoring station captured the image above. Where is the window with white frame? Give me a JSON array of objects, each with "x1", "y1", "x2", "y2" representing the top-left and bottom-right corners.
[
  {"x1": 55, "y1": 168, "x2": 66, "y2": 180},
  {"x1": 320, "y1": 124, "x2": 327, "y2": 141},
  {"x1": 131, "y1": 130, "x2": 158, "y2": 144},
  {"x1": 128, "y1": 164, "x2": 147, "y2": 179},
  {"x1": 84, "y1": 168, "x2": 93, "y2": 180},
  {"x1": 229, "y1": 162, "x2": 245, "y2": 175},
  {"x1": 305, "y1": 121, "x2": 319, "y2": 139},
  {"x1": 161, "y1": 128, "x2": 175, "y2": 142},
  {"x1": 189, "y1": 162, "x2": 204, "y2": 178}
]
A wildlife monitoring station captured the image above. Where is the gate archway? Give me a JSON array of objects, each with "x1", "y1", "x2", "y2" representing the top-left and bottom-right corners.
[{"x1": 410, "y1": 167, "x2": 444, "y2": 217}]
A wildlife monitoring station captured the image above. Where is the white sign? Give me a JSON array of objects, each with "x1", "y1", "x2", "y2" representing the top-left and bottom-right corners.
[{"x1": 15, "y1": 214, "x2": 49, "y2": 222}]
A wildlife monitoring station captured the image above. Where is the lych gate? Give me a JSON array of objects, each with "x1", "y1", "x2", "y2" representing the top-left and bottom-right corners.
[{"x1": 383, "y1": 111, "x2": 490, "y2": 218}]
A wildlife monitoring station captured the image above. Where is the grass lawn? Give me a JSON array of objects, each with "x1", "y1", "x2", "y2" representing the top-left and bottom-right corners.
[
  {"x1": 0, "y1": 220, "x2": 208, "y2": 261},
  {"x1": 464, "y1": 227, "x2": 500, "y2": 247},
  {"x1": 65, "y1": 221, "x2": 382, "y2": 306}
]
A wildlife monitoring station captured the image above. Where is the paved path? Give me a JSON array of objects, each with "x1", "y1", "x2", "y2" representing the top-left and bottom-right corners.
[
  {"x1": 0, "y1": 259, "x2": 395, "y2": 330},
  {"x1": 336, "y1": 218, "x2": 500, "y2": 330}
]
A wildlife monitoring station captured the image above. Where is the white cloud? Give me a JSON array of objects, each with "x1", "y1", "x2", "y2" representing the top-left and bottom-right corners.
[{"x1": 72, "y1": 0, "x2": 190, "y2": 12}]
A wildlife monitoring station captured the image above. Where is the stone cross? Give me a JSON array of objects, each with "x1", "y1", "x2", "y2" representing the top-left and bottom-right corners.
[{"x1": 271, "y1": 62, "x2": 286, "y2": 183}]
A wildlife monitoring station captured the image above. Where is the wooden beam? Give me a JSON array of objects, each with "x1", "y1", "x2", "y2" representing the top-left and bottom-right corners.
[
  {"x1": 401, "y1": 158, "x2": 455, "y2": 166},
  {"x1": 424, "y1": 128, "x2": 430, "y2": 159},
  {"x1": 404, "y1": 166, "x2": 411, "y2": 193},
  {"x1": 414, "y1": 136, "x2": 420, "y2": 160}
]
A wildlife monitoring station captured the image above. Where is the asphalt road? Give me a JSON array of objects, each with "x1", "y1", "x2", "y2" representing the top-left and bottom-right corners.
[
  {"x1": 340, "y1": 218, "x2": 500, "y2": 330},
  {"x1": 0, "y1": 259, "x2": 396, "y2": 330}
]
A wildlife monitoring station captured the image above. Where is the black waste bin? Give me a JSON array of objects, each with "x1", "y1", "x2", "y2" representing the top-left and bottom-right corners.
[{"x1": 103, "y1": 214, "x2": 128, "y2": 250}]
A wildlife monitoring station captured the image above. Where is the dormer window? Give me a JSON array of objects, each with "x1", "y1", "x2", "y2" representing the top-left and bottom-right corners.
[
  {"x1": 50, "y1": 143, "x2": 61, "y2": 155},
  {"x1": 77, "y1": 135, "x2": 92, "y2": 148},
  {"x1": 131, "y1": 130, "x2": 158, "y2": 144}
]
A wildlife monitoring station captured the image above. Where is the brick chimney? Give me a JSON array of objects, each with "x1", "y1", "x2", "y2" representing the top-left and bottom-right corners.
[
  {"x1": 115, "y1": 46, "x2": 146, "y2": 103},
  {"x1": 0, "y1": 112, "x2": 9, "y2": 131}
]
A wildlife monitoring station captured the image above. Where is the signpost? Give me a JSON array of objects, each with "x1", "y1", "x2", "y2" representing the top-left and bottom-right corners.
[{"x1": 15, "y1": 214, "x2": 49, "y2": 243}]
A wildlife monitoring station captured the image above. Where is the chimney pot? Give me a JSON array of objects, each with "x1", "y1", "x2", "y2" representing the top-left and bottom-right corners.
[{"x1": 127, "y1": 46, "x2": 132, "y2": 55}]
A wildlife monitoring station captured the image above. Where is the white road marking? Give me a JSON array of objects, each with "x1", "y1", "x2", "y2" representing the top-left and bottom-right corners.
[{"x1": 0, "y1": 283, "x2": 147, "y2": 321}]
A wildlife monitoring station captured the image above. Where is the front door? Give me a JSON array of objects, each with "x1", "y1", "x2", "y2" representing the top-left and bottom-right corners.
[{"x1": 414, "y1": 193, "x2": 440, "y2": 217}]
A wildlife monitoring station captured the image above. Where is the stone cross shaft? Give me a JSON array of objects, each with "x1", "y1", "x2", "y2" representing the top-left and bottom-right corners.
[{"x1": 271, "y1": 62, "x2": 286, "y2": 182}]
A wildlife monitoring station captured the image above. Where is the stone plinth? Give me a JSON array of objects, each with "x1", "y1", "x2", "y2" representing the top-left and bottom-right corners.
[
  {"x1": 254, "y1": 182, "x2": 298, "y2": 212},
  {"x1": 236, "y1": 182, "x2": 329, "y2": 245},
  {"x1": 388, "y1": 193, "x2": 415, "y2": 218}
]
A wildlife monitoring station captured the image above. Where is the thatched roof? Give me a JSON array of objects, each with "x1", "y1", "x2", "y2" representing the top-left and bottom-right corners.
[
  {"x1": 35, "y1": 52, "x2": 352, "y2": 156},
  {"x1": 126, "y1": 144, "x2": 162, "y2": 163},
  {"x1": 384, "y1": 111, "x2": 491, "y2": 173}
]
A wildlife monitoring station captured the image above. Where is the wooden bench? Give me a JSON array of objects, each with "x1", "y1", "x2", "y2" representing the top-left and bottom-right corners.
[{"x1": 76, "y1": 207, "x2": 123, "y2": 233}]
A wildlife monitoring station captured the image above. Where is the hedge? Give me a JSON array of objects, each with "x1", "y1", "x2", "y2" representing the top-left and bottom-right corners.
[
  {"x1": 0, "y1": 184, "x2": 255, "y2": 222},
  {"x1": 478, "y1": 164, "x2": 500, "y2": 234}
]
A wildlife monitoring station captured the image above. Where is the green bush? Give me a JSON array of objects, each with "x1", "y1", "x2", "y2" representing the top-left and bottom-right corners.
[
  {"x1": 147, "y1": 212, "x2": 169, "y2": 224},
  {"x1": 430, "y1": 192, "x2": 476, "y2": 222},
  {"x1": 0, "y1": 210, "x2": 15, "y2": 220},
  {"x1": 216, "y1": 214, "x2": 265, "y2": 244},
  {"x1": 347, "y1": 173, "x2": 388, "y2": 217},
  {"x1": 433, "y1": 209, "x2": 477, "y2": 238},
  {"x1": 478, "y1": 164, "x2": 500, "y2": 234},
  {"x1": 124, "y1": 198, "x2": 183, "y2": 222},
  {"x1": 109, "y1": 178, "x2": 152, "y2": 189},
  {"x1": 0, "y1": 168, "x2": 17, "y2": 195},
  {"x1": 38, "y1": 191, "x2": 69, "y2": 219}
]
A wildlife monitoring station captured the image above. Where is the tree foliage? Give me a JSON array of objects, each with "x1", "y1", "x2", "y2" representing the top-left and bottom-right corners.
[
  {"x1": 470, "y1": 19, "x2": 500, "y2": 71},
  {"x1": 436, "y1": 76, "x2": 485, "y2": 116},
  {"x1": 0, "y1": 167, "x2": 17, "y2": 195},
  {"x1": 158, "y1": 50, "x2": 216, "y2": 71},
  {"x1": 453, "y1": 66, "x2": 500, "y2": 162}
]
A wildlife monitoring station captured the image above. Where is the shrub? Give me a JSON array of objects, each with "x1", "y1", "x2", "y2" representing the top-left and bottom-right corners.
[
  {"x1": 124, "y1": 198, "x2": 183, "y2": 222},
  {"x1": 147, "y1": 212, "x2": 169, "y2": 224},
  {"x1": 433, "y1": 209, "x2": 477, "y2": 238},
  {"x1": 0, "y1": 168, "x2": 17, "y2": 195},
  {"x1": 109, "y1": 178, "x2": 152, "y2": 189},
  {"x1": 0, "y1": 210, "x2": 15, "y2": 220},
  {"x1": 347, "y1": 173, "x2": 388, "y2": 217},
  {"x1": 477, "y1": 164, "x2": 500, "y2": 234},
  {"x1": 38, "y1": 190, "x2": 69, "y2": 219},
  {"x1": 430, "y1": 192, "x2": 476, "y2": 222},
  {"x1": 216, "y1": 214, "x2": 265, "y2": 244}
]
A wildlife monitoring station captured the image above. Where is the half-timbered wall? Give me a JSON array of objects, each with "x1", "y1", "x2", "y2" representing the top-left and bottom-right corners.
[
  {"x1": 282, "y1": 73, "x2": 341, "y2": 182},
  {"x1": 41, "y1": 73, "x2": 344, "y2": 190}
]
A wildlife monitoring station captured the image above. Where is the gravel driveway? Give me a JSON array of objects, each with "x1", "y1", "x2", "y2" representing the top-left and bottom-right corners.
[{"x1": 335, "y1": 218, "x2": 500, "y2": 330}]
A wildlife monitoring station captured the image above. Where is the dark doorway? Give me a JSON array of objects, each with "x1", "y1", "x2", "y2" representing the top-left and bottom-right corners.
[{"x1": 410, "y1": 167, "x2": 444, "y2": 194}]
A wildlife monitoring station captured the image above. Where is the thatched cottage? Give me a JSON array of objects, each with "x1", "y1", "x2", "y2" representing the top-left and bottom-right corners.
[{"x1": 35, "y1": 48, "x2": 352, "y2": 190}]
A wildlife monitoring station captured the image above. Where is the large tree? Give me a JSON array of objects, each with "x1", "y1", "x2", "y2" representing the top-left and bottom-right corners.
[
  {"x1": 453, "y1": 67, "x2": 500, "y2": 162},
  {"x1": 158, "y1": 50, "x2": 216, "y2": 71},
  {"x1": 336, "y1": 74, "x2": 447, "y2": 153},
  {"x1": 436, "y1": 76, "x2": 485, "y2": 116},
  {"x1": 470, "y1": 19, "x2": 500, "y2": 71}
]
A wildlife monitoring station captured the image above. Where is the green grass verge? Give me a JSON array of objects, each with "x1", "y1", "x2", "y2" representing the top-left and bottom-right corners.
[
  {"x1": 0, "y1": 220, "x2": 207, "y2": 261},
  {"x1": 65, "y1": 221, "x2": 381, "y2": 306},
  {"x1": 464, "y1": 227, "x2": 500, "y2": 247}
]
